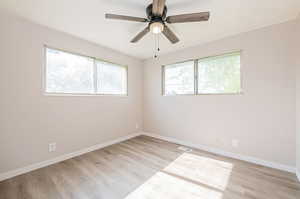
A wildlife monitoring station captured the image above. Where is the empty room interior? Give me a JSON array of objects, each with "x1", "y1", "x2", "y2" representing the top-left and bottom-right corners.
[{"x1": 1, "y1": 0, "x2": 300, "y2": 198}]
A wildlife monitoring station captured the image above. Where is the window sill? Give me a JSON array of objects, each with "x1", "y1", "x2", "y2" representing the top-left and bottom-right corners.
[
  {"x1": 163, "y1": 92, "x2": 244, "y2": 96},
  {"x1": 43, "y1": 93, "x2": 128, "y2": 97}
]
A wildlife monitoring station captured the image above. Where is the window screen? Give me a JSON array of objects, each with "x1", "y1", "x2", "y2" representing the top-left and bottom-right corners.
[
  {"x1": 198, "y1": 52, "x2": 241, "y2": 94},
  {"x1": 96, "y1": 61, "x2": 127, "y2": 95},
  {"x1": 46, "y1": 48, "x2": 94, "y2": 94},
  {"x1": 163, "y1": 61, "x2": 195, "y2": 95},
  {"x1": 162, "y1": 52, "x2": 241, "y2": 95},
  {"x1": 45, "y1": 47, "x2": 127, "y2": 95}
]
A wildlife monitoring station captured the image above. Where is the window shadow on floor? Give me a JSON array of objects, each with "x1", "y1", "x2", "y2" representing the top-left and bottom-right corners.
[{"x1": 122, "y1": 136, "x2": 300, "y2": 199}]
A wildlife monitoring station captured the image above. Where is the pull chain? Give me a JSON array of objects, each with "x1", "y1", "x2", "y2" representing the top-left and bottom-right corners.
[
  {"x1": 154, "y1": 34, "x2": 157, "y2": 58},
  {"x1": 154, "y1": 34, "x2": 160, "y2": 59},
  {"x1": 158, "y1": 34, "x2": 160, "y2": 52}
]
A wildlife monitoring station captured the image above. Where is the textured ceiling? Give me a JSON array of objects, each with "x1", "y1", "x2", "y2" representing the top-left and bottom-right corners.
[{"x1": 1, "y1": 0, "x2": 300, "y2": 60}]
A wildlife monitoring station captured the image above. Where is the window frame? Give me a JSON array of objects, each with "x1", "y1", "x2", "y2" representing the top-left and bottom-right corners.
[
  {"x1": 43, "y1": 45, "x2": 128, "y2": 97},
  {"x1": 162, "y1": 51, "x2": 243, "y2": 96}
]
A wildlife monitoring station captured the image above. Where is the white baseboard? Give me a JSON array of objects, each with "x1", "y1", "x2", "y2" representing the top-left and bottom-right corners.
[
  {"x1": 1, "y1": 131, "x2": 296, "y2": 182},
  {"x1": 0, "y1": 133, "x2": 141, "y2": 182},
  {"x1": 141, "y1": 132, "x2": 296, "y2": 173}
]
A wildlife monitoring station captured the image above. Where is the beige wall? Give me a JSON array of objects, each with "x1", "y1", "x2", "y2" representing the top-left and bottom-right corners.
[
  {"x1": 143, "y1": 20, "x2": 297, "y2": 167},
  {"x1": 296, "y1": 17, "x2": 300, "y2": 175},
  {"x1": 0, "y1": 10, "x2": 298, "y2": 176},
  {"x1": 0, "y1": 12, "x2": 143, "y2": 174}
]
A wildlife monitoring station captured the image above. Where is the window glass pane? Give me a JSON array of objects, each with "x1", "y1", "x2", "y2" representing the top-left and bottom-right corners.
[
  {"x1": 96, "y1": 61, "x2": 127, "y2": 95},
  {"x1": 198, "y1": 52, "x2": 241, "y2": 94},
  {"x1": 46, "y1": 48, "x2": 94, "y2": 94},
  {"x1": 164, "y1": 61, "x2": 195, "y2": 95}
]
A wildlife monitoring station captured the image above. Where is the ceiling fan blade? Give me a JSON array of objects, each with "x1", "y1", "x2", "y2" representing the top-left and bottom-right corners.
[
  {"x1": 166, "y1": 12, "x2": 210, "y2": 23},
  {"x1": 131, "y1": 27, "x2": 150, "y2": 43},
  {"x1": 152, "y1": 0, "x2": 166, "y2": 16},
  {"x1": 162, "y1": 25, "x2": 179, "y2": 44},
  {"x1": 105, "y1": 14, "x2": 147, "y2": 22}
]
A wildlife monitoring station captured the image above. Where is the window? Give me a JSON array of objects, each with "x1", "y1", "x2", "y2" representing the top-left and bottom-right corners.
[
  {"x1": 96, "y1": 61, "x2": 127, "y2": 95},
  {"x1": 46, "y1": 48, "x2": 94, "y2": 94},
  {"x1": 198, "y1": 52, "x2": 241, "y2": 94},
  {"x1": 163, "y1": 61, "x2": 195, "y2": 95},
  {"x1": 162, "y1": 52, "x2": 241, "y2": 95},
  {"x1": 45, "y1": 47, "x2": 127, "y2": 95}
]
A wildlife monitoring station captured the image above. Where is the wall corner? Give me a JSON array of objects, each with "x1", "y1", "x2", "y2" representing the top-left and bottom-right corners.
[{"x1": 297, "y1": 169, "x2": 300, "y2": 182}]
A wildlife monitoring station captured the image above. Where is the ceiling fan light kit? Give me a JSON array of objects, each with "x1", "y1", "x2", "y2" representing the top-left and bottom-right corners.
[
  {"x1": 105, "y1": 0, "x2": 210, "y2": 56},
  {"x1": 150, "y1": 22, "x2": 164, "y2": 34}
]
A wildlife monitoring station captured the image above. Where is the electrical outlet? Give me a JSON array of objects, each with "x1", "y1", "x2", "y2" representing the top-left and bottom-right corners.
[
  {"x1": 232, "y1": 139, "x2": 239, "y2": 148},
  {"x1": 49, "y1": 143, "x2": 56, "y2": 152}
]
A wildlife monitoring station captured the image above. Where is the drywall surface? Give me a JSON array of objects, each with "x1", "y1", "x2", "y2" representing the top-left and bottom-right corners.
[
  {"x1": 143, "y1": 20, "x2": 297, "y2": 167},
  {"x1": 296, "y1": 17, "x2": 300, "y2": 176},
  {"x1": 0, "y1": 12, "x2": 143, "y2": 174}
]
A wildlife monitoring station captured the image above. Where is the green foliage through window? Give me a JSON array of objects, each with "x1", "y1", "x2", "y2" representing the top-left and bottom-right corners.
[
  {"x1": 198, "y1": 52, "x2": 241, "y2": 94},
  {"x1": 163, "y1": 52, "x2": 241, "y2": 95},
  {"x1": 45, "y1": 47, "x2": 127, "y2": 95}
]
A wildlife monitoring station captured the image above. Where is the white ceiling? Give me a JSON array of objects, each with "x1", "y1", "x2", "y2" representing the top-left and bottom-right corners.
[{"x1": 1, "y1": 0, "x2": 300, "y2": 60}]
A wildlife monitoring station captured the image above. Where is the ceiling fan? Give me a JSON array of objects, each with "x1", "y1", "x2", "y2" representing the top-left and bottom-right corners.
[{"x1": 105, "y1": 0, "x2": 210, "y2": 44}]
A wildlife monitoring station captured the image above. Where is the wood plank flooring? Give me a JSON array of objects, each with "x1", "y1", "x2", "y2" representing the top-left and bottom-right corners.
[{"x1": 0, "y1": 135, "x2": 299, "y2": 199}]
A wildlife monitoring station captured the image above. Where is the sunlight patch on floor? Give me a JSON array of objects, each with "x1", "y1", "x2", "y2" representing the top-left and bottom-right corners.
[
  {"x1": 124, "y1": 171, "x2": 223, "y2": 199},
  {"x1": 124, "y1": 153, "x2": 233, "y2": 198},
  {"x1": 164, "y1": 153, "x2": 233, "y2": 191}
]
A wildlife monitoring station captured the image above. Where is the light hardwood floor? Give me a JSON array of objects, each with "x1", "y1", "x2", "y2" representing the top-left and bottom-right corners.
[{"x1": 0, "y1": 135, "x2": 299, "y2": 199}]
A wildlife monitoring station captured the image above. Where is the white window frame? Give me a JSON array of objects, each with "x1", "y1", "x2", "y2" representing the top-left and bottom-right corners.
[
  {"x1": 162, "y1": 51, "x2": 243, "y2": 96},
  {"x1": 43, "y1": 45, "x2": 128, "y2": 97}
]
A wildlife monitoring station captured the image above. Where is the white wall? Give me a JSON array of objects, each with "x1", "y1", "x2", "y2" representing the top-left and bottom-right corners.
[
  {"x1": 143, "y1": 20, "x2": 297, "y2": 167},
  {"x1": 0, "y1": 12, "x2": 143, "y2": 174}
]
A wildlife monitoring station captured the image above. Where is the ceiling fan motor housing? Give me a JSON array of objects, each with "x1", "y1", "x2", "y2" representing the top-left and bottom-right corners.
[{"x1": 146, "y1": 4, "x2": 167, "y2": 23}]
